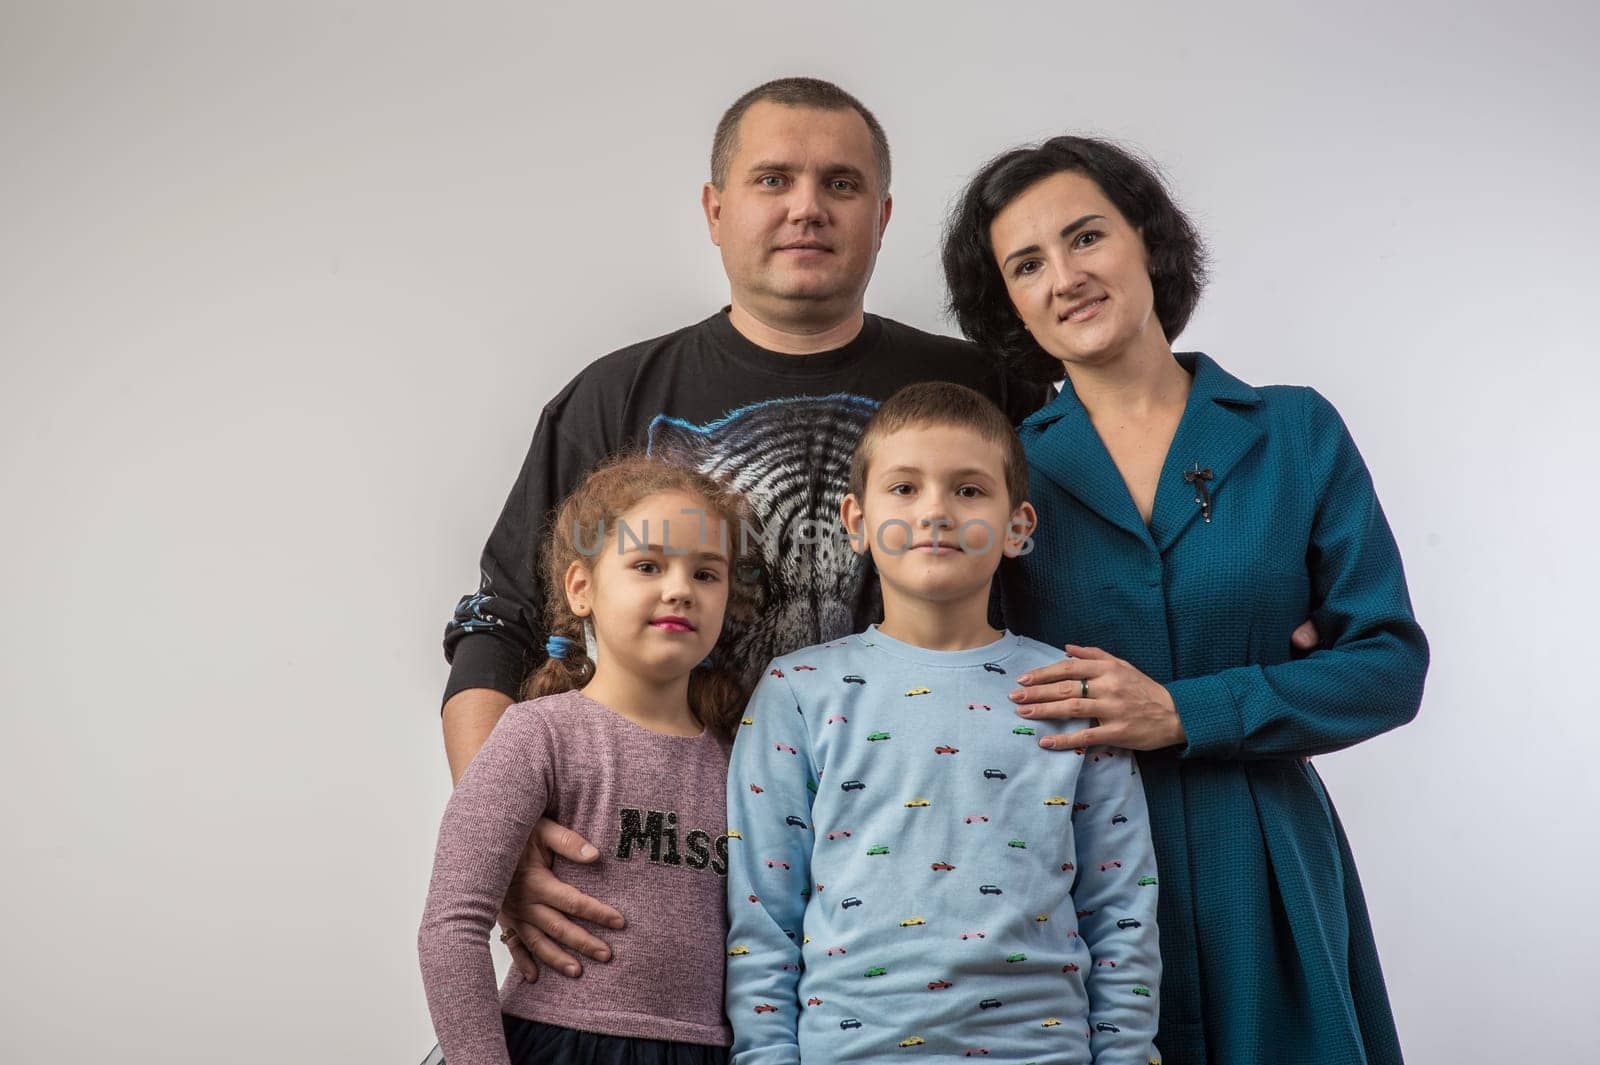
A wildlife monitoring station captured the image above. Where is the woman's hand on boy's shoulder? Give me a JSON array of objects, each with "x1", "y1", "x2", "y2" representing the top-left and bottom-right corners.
[
  {"x1": 498, "y1": 818, "x2": 625, "y2": 981},
  {"x1": 1010, "y1": 645, "x2": 1185, "y2": 752}
]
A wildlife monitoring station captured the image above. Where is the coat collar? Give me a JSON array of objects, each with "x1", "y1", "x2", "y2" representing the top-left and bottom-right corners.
[{"x1": 1021, "y1": 353, "x2": 1265, "y2": 550}]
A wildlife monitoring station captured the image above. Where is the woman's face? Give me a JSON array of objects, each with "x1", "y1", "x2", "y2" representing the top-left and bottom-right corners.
[{"x1": 988, "y1": 170, "x2": 1167, "y2": 370}]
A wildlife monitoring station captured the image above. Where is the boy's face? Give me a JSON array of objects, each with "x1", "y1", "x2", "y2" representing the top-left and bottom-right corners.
[{"x1": 840, "y1": 424, "x2": 1036, "y2": 606}]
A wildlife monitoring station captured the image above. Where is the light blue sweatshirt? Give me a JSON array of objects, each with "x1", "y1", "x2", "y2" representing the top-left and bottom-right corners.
[{"x1": 725, "y1": 626, "x2": 1162, "y2": 1064}]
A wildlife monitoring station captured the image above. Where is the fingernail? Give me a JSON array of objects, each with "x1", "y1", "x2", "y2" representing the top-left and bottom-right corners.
[
  {"x1": 1038, "y1": 738, "x2": 1051, "y2": 749},
  {"x1": 610, "y1": 917, "x2": 626, "y2": 929},
  {"x1": 1017, "y1": 707, "x2": 1034, "y2": 717},
  {"x1": 596, "y1": 948, "x2": 612, "y2": 962},
  {"x1": 1008, "y1": 691, "x2": 1024, "y2": 702},
  {"x1": 580, "y1": 844, "x2": 599, "y2": 860},
  {"x1": 1018, "y1": 674, "x2": 1032, "y2": 685},
  {"x1": 564, "y1": 965, "x2": 580, "y2": 977}
]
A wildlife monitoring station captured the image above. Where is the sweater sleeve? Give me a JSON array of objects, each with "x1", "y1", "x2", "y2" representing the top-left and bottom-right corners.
[
  {"x1": 1071, "y1": 746, "x2": 1162, "y2": 1064},
  {"x1": 417, "y1": 708, "x2": 553, "y2": 1065},
  {"x1": 724, "y1": 668, "x2": 813, "y2": 1065},
  {"x1": 442, "y1": 405, "x2": 608, "y2": 705},
  {"x1": 1173, "y1": 389, "x2": 1429, "y2": 761}
]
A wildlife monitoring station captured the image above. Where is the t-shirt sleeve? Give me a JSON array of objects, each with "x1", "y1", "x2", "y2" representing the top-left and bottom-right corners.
[
  {"x1": 1071, "y1": 745, "x2": 1162, "y2": 1064},
  {"x1": 442, "y1": 402, "x2": 609, "y2": 705},
  {"x1": 725, "y1": 668, "x2": 813, "y2": 1065},
  {"x1": 417, "y1": 709, "x2": 554, "y2": 1065}
]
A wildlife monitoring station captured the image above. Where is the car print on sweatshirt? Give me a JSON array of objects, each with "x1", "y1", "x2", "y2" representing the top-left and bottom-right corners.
[{"x1": 904, "y1": 687, "x2": 931, "y2": 697}]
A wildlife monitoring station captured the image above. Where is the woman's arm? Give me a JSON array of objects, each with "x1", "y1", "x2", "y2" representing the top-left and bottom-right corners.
[{"x1": 1017, "y1": 390, "x2": 1428, "y2": 760}]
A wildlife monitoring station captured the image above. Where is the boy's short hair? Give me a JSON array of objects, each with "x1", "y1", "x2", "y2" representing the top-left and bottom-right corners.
[{"x1": 848, "y1": 382, "x2": 1029, "y2": 507}]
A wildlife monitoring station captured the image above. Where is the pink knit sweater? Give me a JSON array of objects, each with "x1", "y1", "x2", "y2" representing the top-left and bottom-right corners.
[{"x1": 418, "y1": 691, "x2": 733, "y2": 1065}]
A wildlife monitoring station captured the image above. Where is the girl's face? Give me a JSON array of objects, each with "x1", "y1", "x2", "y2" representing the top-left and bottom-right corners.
[
  {"x1": 566, "y1": 490, "x2": 733, "y2": 685},
  {"x1": 988, "y1": 169, "x2": 1167, "y2": 370}
]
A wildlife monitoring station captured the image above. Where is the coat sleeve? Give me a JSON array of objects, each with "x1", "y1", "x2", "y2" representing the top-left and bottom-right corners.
[
  {"x1": 1071, "y1": 746, "x2": 1163, "y2": 1064},
  {"x1": 442, "y1": 405, "x2": 608, "y2": 705},
  {"x1": 417, "y1": 709, "x2": 553, "y2": 1065},
  {"x1": 1171, "y1": 389, "x2": 1429, "y2": 761},
  {"x1": 724, "y1": 668, "x2": 813, "y2": 1065}
]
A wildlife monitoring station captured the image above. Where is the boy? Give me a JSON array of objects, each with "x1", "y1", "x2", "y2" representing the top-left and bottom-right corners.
[{"x1": 724, "y1": 383, "x2": 1161, "y2": 1064}]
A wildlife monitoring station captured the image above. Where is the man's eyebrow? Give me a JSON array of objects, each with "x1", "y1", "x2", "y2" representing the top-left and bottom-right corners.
[
  {"x1": 745, "y1": 160, "x2": 868, "y2": 180},
  {"x1": 1000, "y1": 213, "x2": 1106, "y2": 268}
]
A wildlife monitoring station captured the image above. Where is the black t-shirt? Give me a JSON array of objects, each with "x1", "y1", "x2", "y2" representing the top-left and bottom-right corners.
[{"x1": 443, "y1": 309, "x2": 1049, "y2": 701}]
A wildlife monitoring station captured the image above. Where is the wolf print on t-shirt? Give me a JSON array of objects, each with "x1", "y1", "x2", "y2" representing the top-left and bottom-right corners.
[{"x1": 647, "y1": 393, "x2": 879, "y2": 688}]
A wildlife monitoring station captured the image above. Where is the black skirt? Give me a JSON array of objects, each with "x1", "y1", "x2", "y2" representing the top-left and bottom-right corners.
[{"x1": 421, "y1": 1016, "x2": 730, "y2": 1065}]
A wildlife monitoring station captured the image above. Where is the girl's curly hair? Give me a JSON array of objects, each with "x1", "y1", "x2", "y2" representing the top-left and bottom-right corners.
[{"x1": 523, "y1": 452, "x2": 758, "y2": 740}]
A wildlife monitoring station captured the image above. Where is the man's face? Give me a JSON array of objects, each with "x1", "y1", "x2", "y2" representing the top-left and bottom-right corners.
[{"x1": 703, "y1": 101, "x2": 892, "y2": 326}]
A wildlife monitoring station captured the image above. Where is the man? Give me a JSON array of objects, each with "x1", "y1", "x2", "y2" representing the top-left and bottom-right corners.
[{"x1": 438, "y1": 77, "x2": 1047, "y2": 981}]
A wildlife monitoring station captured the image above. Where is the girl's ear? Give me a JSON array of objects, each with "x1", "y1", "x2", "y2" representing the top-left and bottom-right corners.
[{"x1": 565, "y1": 559, "x2": 593, "y2": 616}]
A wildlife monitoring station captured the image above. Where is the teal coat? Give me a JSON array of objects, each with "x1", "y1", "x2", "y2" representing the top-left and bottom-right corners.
[{"x1": 1002, "y1": 354, "x2": 1428, "y2": 1065}]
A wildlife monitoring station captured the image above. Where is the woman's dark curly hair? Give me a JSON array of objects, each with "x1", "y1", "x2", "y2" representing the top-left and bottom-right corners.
[{"x1": 942, "y1": 136, "x2": 1209, "y2": 383}]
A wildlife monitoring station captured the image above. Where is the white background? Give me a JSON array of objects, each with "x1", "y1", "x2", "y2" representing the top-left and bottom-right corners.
[{"x1": 2, "y1": 1, "x2": 1595, "y2": 1062}]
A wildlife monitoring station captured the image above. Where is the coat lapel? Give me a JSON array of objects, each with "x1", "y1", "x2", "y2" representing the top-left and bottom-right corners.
[
  {"x1": 1020, "y1": 379, "x2": 1152, "y2": 546},
  {"x1": 1148, "y1": 354, "x2": 1265, "y2": 551}
]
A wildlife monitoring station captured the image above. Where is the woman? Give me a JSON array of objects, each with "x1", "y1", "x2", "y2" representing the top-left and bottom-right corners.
[{"x1": 942, "y1": 137, "x2": 1428, "y2": 1065}]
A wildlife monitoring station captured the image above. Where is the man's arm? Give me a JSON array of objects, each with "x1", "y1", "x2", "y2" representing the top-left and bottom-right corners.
[
  {"x1": 444, "y1": 688, "x2": 515, "y2": 784},
  {"x1": 443, "y1": 402, "x2": 607, "y2": 708},
  {"x1": 440, "y1": 391, "x2": 620, "y2": 976}
]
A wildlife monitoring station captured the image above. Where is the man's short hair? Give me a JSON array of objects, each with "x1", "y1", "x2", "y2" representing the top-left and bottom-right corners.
[
  {"x1": 848, "y1": 382, "x2": 1029, "y2": 508},
  {"x1": 710, "y1": 76, "x2": 892, "y2": 195}
]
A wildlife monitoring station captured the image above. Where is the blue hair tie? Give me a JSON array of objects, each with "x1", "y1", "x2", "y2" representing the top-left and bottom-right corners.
[{"x1": 546, "y1": 635, "x2": 576, "y2": 661}]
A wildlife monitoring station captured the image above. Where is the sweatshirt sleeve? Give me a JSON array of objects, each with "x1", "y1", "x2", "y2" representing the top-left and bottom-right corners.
[
  {"x1": 1173, "y1": 388, "x2": 1429, "y2": 761},
  {"x1": 724, "y1": 668, "x2": 814, "y2": 1065},
  {"x1": 417, "y1": 708, "x2": 553, "y2": 1065},
  {"x1": 442, "y1": 405, "x2": 608, "y2": 706},
  {"x1": 1071, "y1": 746, "x2": 1162, "y2": 1065}
]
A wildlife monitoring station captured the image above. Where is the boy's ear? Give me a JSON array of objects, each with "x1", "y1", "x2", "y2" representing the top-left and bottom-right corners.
[
  {"x1": 1002, "y1": 502, "x2": 1039, "y2": 558},
  {"x1": 564, "y1": 559, "x2": 594, "y2": 615},
  {"x1": 839, "y1": 493, "x2": 870, "y2": 557}
]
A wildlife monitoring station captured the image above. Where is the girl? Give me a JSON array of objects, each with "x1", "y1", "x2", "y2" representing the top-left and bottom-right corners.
[{"x1": 418, "y1": 454, "x2": 754, "y2": 1065}]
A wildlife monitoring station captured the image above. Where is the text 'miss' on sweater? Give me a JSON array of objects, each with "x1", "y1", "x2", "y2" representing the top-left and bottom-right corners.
[
  {"x1": 725, "y1": 628, "x2": 1163, "y2": 1065},
  {"x1": 419, "y1": 690, "x2": 734, "y2": 1065}
]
